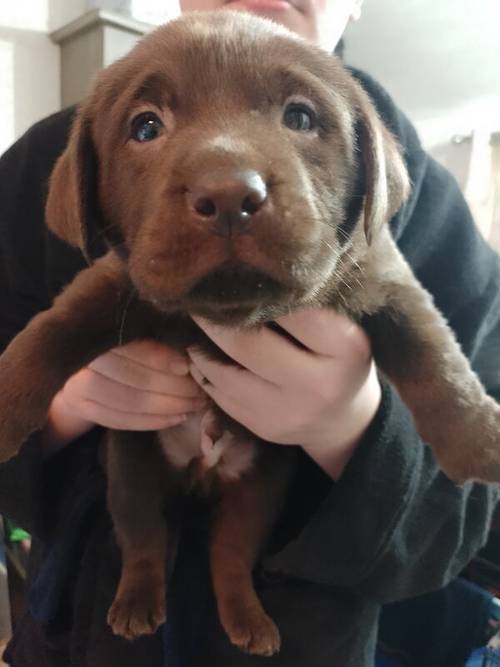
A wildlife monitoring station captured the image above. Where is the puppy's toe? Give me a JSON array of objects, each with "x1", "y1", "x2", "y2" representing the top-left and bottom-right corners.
[
  {"x1": 436, "y1": 444, "x2": 500, "y2": 485},
  {"x1": 222, "y1": 604, "x2": 281, "y2": 657},
  {"x1": 107, "y1": 592, "x2": 166, "y2": 640}
]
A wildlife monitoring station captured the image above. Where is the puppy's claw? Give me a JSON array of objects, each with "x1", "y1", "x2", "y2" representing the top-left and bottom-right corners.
[
  {"x1": 223, "y1": 605, "x2": 281, "y2": 657},
  {"x1": 107, "y1": 592, "x2": 166, "y2": 641}
]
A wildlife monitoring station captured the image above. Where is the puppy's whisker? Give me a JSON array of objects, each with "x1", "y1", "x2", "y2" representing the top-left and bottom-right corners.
[
  {"x1": 335, "y1": 274, "x2": 353, "y2": 292},
  {"x1": 95, "y1": 221, "x2": 120, "y2": 238},
  {"x1": 107, "y1": 240, "x2": 128, "y2": 254},
  {"x1": 335, "y1": 225, "x2": 357, "y2": 245},
  {"x1": 341, "y1": 249, "x2": 364, "y2": 274},
  {"x1": 87, "y1": 222, "x2": 122, "y2": 249},
  {"x1": 118, "y1": 288, "x2": 138, "y2": 346},
  {"x1": 336, "y1": 229, "x2": 351, "y2": 244},
  {"x1": 321, "y1": 239, "x2": 337, "y2": 255}
]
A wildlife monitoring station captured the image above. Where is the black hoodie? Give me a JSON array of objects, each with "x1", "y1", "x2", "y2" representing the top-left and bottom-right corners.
[{"x1": 0, "y1": 69, "x2": 499, "y2": 666}]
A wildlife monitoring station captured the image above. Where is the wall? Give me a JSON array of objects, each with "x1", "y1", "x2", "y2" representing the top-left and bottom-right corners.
[
  {"x1": 345, "y1": 1, "x2": 500, "y2": 248},
  {"x1": 0, "y1": 2, "x2": 62, "y2": 154},
  {"x1": 86, "y1": 0, "x2": 179, "y2": 24},
  {"x1": 0, "y1": 0, "x2": 92, "y2": 155},
  {"x1": 410, "y1": 106, "x2": 500, "y2": 248},
  {"x1": 0, "y1": 0, "x2": 179, "y2": 155}
]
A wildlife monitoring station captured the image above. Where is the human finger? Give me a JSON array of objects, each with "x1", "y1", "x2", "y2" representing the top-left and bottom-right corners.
[
  {"x1": 275, "y1": 308, "x2": 371, "y2": 359},
  {"x1": 89, "y1": 351, "x2": 203, "y2": 398},
  {"x1": 191, "y1": 316, "x2": 317, "y2": 385},
  {"x1": 72, "y1": 399, "x2": 188, "y2": 431},
  {"x1": 63, "y1": 368, "x2": 208, "y2": 416},
  {"x1": 187, "y1": 348, "x2": 273, "y2": 401},
  {"x1": 111, "y1": 339, "x2": 190, "y2": 375}
]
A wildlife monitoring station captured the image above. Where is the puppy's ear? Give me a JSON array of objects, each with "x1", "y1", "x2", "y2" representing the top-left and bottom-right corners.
[
  {"x1": 45, "y1": 107, "x2": 105, "y2": 263},
  {"x1": 354, "y1": 87, "x2": 410, "y2": 244}
]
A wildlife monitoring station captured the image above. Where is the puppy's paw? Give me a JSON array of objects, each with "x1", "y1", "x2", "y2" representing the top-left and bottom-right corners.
[
  {"x1": 107, "y1": 589, "x2": 166, "y2": 641},
  {"x1": 221, "y1": 603, "x2": 281, "y2": 657},
  {"x1": 0, "y1": 372, "x2": 54, "y2": 463},
  {"x1": 437, "y1": 447, "x2": 500, "y2": 485},
  {"x1": 0, "y1": 411, "x2": 37, "y2": 463}
]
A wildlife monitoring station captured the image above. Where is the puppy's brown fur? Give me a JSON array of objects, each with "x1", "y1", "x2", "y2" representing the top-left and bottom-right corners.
[{"x1": 1, "y1": 11, "x2": 499, "y2": 656}]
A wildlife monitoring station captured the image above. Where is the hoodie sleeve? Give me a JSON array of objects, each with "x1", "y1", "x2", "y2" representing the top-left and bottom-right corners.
[
  {"x1": 0, "y1": 109, "x2": 92, "y2": 537},
  {"x1": 264, "y1": 92, "x2": 500, "y2": 603}
]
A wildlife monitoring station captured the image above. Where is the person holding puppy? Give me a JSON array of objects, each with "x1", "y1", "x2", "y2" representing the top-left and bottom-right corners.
[{"x1": 0, "y1": 1, "x2": 499, "y2": 666}]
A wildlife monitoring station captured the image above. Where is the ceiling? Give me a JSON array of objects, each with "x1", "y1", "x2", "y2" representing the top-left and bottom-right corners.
[{"x1": 344, "y1": 0, "x2": 500, "y2": 124}]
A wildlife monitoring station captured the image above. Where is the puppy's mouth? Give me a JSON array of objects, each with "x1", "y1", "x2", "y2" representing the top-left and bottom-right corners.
[
  {"x1": 184, "y1": 263, "x2": 288, "y2": 315},
  {"x1": 224, "y1": 0, "x2": 296, "y2": 13}
]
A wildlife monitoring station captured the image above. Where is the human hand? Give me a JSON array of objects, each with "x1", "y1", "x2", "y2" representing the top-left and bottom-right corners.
[
  {"x1": 42, "y1": 339, "x2": 208, "y2": 454},
  {"x1": 187, "y1": 309, "x2": 381, "y2": 479}
]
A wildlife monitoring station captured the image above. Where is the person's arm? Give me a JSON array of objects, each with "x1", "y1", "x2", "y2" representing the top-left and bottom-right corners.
[
  {"x1": 0, "y1": 109, "x2": 86, "y2": 536},
  {"x1": 264, "y1": 153, "x2": 500, "y2": 602}
]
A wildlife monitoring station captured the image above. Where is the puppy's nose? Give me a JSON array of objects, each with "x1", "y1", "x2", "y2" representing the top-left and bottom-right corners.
[{"x1": 186, "y1": 169, "x2": 267, "y2": 238}]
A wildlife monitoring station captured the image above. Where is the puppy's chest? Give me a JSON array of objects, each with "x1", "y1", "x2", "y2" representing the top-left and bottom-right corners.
[{"x1": 157, "y1": 410, "x2": 257, "y2": 481}]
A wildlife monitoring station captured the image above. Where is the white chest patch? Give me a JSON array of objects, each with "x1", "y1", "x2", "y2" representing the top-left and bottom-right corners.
[{"x1": 157, "y1": 410, "x2": 257, "y2": 481}]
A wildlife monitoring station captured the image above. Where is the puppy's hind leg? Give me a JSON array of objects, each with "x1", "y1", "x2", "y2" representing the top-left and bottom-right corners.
[
  {"x1": 106, "y1": 430, "x2": 179, "y2": 641},
  {"x1": 210, "y1": 445, "x2": 296, "y2": 657}
]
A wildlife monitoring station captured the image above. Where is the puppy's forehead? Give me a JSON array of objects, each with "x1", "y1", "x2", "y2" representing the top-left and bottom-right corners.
[
  {"x1": 118, "y1": 11, "x2": 338, "y2": 108},
  {"x1": 155, "y1": 9, "x2": 300, "y2": 57},
  {"x1": 179, "y1": 9, "x2": 294, "y2": 42}
]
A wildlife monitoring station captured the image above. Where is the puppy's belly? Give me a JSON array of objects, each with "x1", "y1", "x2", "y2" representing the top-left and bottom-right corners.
[{"x1": 158, "y1": 410, "x2": 257, "y2": 481}]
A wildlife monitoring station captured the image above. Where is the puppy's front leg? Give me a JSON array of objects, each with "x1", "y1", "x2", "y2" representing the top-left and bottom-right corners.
[
  {"x1": 0, "y1": 253, "x2": 135, "y2": 462},
  {"x1": 210, "y1": 445, "x2": 296, "y2": 657},
  {"x1": 361, "y1": 232, "x2": 500, "y2": 483}
]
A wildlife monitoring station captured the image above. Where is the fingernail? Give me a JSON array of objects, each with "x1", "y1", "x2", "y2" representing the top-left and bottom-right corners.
[
  {"x1": 168, "y1": 414, "x2": 187, "y2": 426},
  {"x1": 169, "y1": 361, "x2": 190, "y2": 376},
  {"x1": 189, "y1": 362, "x2": 200, "y2": 376}
]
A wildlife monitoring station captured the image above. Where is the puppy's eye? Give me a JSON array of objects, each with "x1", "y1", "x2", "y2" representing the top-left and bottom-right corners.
[
  {"x1": 282, "y1": 103, "x2": 316, "y2": 132},
  {"x1": 131, "y1": 112, "x2": 164, "y2": 142}
]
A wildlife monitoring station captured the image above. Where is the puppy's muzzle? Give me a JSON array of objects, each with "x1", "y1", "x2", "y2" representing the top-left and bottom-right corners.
[{"x1": 186, "y1": 168, "x2": 268, "y2": 239}]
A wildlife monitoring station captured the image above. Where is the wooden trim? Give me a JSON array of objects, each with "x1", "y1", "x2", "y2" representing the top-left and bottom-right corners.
[{"x1": 50, "y1": 8, "x2": 152, "y2": 45}]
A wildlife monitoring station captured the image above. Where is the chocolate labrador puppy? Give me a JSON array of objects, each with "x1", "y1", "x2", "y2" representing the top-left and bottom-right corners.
[{"x1": 0, "y1": 9, "x2": 499, "y2": 657}]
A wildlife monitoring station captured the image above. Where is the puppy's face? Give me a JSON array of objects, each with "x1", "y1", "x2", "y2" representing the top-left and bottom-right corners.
[{"x1": 46, "y1": 11, "x2": 408, "y2": 324}]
